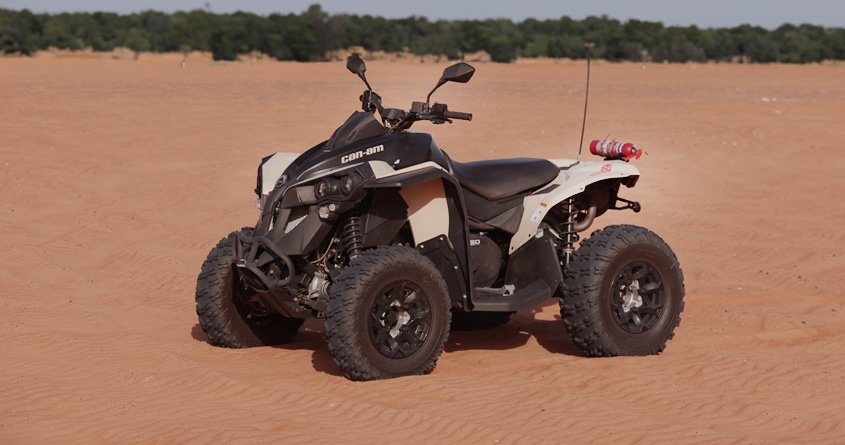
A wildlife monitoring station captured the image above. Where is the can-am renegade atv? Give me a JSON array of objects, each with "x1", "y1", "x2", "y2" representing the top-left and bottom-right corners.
[{"x1": 195, "y1": 54, "x2": 685, "y2": 381}]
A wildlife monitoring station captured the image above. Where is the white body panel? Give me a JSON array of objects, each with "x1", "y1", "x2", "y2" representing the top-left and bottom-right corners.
[
  {"x1": 260, "y1": 152, "x2": 300, "y2": 195},
  {"x1": 261, "y1": 153, "x2": 452, "y2": 245},
  {"x1": 371, "y1": 160, "x2": 452, "y2": 244},
  {"x1": 259, "y1": 151, "x2": 638, "y2": 254},
  {"x1": 508, "y1": 159, "x2": 640, "y2": 253},
  {"x1": 399, "y1": 179, "x2": 449, "y2": 244},
  {"x1": 369, "y1": 160, "x2": 447, "y2": 180}
]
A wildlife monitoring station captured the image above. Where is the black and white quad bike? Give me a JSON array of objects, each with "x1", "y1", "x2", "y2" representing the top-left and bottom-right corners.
[{"x1": 195, "y1": 55, "x2": 684, "y2": 381}]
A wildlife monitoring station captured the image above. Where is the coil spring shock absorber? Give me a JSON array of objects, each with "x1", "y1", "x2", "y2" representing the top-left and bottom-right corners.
[
  {"x1": 341, "y1": 213, "x2": 364, "y2": 260},
  {"x1": 561, "y1": 197, "x2": 580, "y2": 266}
]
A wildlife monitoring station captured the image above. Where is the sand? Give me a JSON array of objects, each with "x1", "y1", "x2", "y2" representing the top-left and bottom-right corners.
[{"x1": 1, "y1": 54, "x2": 844, "y2": 444}]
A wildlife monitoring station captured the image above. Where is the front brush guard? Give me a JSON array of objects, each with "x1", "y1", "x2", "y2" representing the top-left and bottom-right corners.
[{"x1": 234, "y1": 233, "x2": 295, "y2": 292}]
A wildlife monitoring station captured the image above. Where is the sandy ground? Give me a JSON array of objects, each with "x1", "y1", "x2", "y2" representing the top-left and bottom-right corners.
[{"x1": 2, "y1": 54, "x2": 844, "y2": 444}]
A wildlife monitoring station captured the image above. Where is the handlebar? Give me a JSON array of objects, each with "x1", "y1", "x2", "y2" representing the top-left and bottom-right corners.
[
  {"x1": 429, "y1": 103, "x2": 471, "y2": 122},
  {"x1": 444, "y1": 110, "x2": 472, "y2": 121},
  {"x1": 368, "y1": 97, "x2": 473, "y2": 130}
]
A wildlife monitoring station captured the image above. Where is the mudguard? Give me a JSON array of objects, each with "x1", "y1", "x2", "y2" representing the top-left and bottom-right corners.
[
  {"x1": 508, "y1": 158, "x2": 640, "y2": 253},
  {"x1": 365, "y1": 160, "x2": 472, "y2": 308}
]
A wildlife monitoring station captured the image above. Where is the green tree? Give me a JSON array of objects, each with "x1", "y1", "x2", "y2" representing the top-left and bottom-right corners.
[
  {"x1": 0, "y1": 9, "x2": 41, "y2": 54},
  {"x1": 488, "y1": 36, "x2": 516, "y2": 62},
  {"x1": 209, "y1": 29, "x2": 236, "y2": 61},
  {"x1": 124, "y1": 27, "x2": 149, "y2": 59},
  {"x1": 523, "y1": 34, "x2": 551, "y2": 58},
  {"x1": 1, "y1": 6, "x2": 844, "y2": 64}
]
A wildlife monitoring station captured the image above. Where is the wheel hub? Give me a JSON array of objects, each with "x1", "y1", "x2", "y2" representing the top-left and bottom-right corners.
[
  {"x1": 620, "y1": 279, "x2": 644, "y2": 313},
  {"x1": 610, "y1": 261, "x2": 665, "y2": 334},
  {"x1": 386, "y1": 301, "x2": 412, "y2": 338},
  {"x1": 369, "y1": 281, "x2": 432, "y2": 359}
]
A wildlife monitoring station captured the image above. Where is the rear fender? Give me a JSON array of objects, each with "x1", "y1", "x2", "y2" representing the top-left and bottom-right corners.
[{"x1": 508, "y1": 160, "x2": 640, "y2": 253}]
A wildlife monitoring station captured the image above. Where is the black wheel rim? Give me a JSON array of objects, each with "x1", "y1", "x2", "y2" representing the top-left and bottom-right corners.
[
  {"x1": 610, "y1": 261, "x2": 665, "y2": 334},
  {"x1": 368, "y1": 280, "x2": 432, "y2": 359}
]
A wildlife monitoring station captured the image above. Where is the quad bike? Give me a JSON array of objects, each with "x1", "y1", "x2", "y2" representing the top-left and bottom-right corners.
[{"x1": 195, "y1": 54, "x2": 685, "y2": 381}]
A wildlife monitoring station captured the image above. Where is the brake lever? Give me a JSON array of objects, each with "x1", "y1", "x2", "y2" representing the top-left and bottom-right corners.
[{"x1": 360, "y1": 90, "x2": 382, "y2": 112}]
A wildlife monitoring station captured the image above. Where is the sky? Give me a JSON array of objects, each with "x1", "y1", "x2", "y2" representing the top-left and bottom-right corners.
[{"x1": 1, "y1": 0, "x2": 844, "y2": 29}]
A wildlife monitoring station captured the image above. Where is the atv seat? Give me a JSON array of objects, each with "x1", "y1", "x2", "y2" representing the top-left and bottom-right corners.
[{"x1": 451, "y1": 158, "x2": 560, "y2": 200}]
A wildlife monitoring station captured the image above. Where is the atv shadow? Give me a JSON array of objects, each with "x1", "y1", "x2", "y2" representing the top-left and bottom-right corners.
[
  {"x1": 265, "y1": 319, "x2": 344, "y2": 376},
  {"x1": 519, "y1": 306, "x2": 583, "y2": 356},
  {"x1": 189, "y1": 320, "x2": 343, "y2": 376},
  {"x1": 190, "y1": 301, "x2": 582, "y2": 378},
  {"x1": 296, "y1": 319, "x2": 344, "y2": 376},
  {"x1": 445, "y1": 324, "x2": 531, "y2": 351},
  {"x1": 190, "y1": 323, "x2": 207, "y2": 342},
  {"x1": 446, "y1": 302, "x2": 582, "y2": 356}
]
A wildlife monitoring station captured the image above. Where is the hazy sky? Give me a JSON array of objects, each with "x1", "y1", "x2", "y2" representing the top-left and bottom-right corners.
[{"x1": 2, "y1": 0, "x2": 843, "y2": 29}]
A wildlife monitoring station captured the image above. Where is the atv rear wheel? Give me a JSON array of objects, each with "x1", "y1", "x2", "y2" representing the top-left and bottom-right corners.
[
  {"x1": 195, "y1": 228, "x2": 304, "y2": 348},
  {"x1": 561, "y1": 224, "x2": 684, "y2": 356},
  {"x1": 324, "y1": 246, "x2": 451, "y2": 381}
]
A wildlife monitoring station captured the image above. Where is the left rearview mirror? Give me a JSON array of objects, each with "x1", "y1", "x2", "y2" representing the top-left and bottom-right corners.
[{"x1": 346, "y1": 53, "x2": 366, "y2": 75}]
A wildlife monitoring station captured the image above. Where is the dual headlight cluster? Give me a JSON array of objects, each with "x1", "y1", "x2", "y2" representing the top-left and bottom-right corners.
[
  {"x1": 314, "y1": 175, "x2": 356, "y2": 199},
  {"x1": 257, "y1": 174, "x2": 358, "y2": 215}
]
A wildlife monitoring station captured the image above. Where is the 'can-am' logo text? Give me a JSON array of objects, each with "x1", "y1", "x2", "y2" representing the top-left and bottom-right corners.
[{"x1": 341, "y1": 145, "x2": 384, "y2": 164}]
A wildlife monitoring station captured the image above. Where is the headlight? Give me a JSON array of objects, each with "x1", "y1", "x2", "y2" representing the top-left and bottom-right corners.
[
  {"x1": 341, "y1": 175, "x2": 354, "y2": 194},
  {"x1": 314, "y1": 177, "x2": 352, "y2": 198},
  {"x1": 315, "y1": 180, "x2": 331, "y2": 198}
]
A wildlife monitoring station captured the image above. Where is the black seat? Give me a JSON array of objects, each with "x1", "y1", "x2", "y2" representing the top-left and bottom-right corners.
[{"x1": 451, "y1": 158, "x2": 560, "y2": 200}]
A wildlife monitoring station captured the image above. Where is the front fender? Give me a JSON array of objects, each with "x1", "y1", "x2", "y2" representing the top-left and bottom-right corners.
[
  {"x1": 508, "y1": 160, "x2": 640, "y2": 253},
  {"x1": 363, "y1": 160, "x2": 472, "y2": 309}
]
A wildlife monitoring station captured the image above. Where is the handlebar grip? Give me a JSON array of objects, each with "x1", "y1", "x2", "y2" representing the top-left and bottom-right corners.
[{"x1": 444, "y1": 111, "x2": 472, "y2": 121}]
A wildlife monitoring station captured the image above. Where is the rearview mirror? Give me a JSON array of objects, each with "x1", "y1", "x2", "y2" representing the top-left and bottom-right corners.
[
  {"x1": 440, "y1": 62, "x2": 475, "y2": 84},
  {"x1": 346, "y1": 53, "x2": 366, "y2": 75},
  {"x1": 346, "y1": 53, "x2": 373, "y2": 92},
  {"x1": 426, "y1": 62, "x2": 475, "y2": 106}
]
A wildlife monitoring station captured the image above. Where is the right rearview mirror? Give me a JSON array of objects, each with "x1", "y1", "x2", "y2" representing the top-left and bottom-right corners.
[
  {"x1": 426, "y1": 62, "x2": 476, "y2": 105},
  {"x1": 440, "y1": 62, "x2": 475, "y2": 84}
]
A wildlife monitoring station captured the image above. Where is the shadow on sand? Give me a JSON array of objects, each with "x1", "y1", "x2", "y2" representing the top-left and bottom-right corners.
[
  {"x1": 446, "y1": 301, "x2": 581, "y2": 356},
  {"x1": 190, "y1": 319, "x2": 343, "y2": 376},
  {"x1": 190, "y1": 301, "x2": 582, "y2": 377}
]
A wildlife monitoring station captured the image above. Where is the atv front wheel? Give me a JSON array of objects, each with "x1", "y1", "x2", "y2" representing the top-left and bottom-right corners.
[
  {"x1": 195, "y1": 228, "x2": 304, "y2": 348},
  {"x1": 561, "y1": 224, "x2": 684, "y2": 356},
  {"x1": 324, "y1": 246, "x2": 451, "y2": 381}
]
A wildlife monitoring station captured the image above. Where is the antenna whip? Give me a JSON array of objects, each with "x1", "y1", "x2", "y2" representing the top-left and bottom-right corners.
[{"x1": 577, "y1": 42, "x2": 595, "y2": 162}]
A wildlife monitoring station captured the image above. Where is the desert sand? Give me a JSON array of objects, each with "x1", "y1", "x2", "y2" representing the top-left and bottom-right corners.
[{"x1": 1, "y1": 54, "x2": 844, "y2": 444}]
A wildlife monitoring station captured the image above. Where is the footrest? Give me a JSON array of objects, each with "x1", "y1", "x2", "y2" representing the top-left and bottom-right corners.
[{"x1": 471, "y1": 281, "x2": 551, "y2": 312}]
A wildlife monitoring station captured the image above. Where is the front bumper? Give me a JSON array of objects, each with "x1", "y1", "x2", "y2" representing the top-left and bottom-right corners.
[{"x1": 234, "y1": 232, "x2": 295, "y2": 292}]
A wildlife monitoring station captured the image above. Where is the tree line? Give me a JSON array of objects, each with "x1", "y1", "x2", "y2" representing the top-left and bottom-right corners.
[{"x1": 2, "y1": 5, "x2": 844, "y2": 63}]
